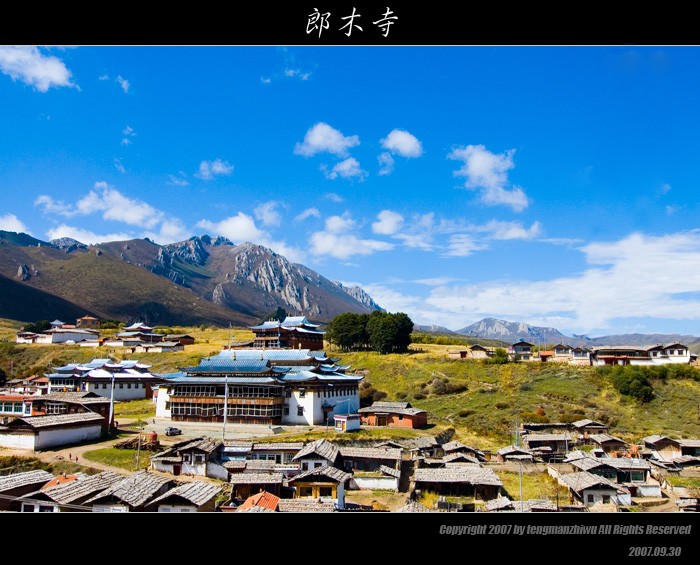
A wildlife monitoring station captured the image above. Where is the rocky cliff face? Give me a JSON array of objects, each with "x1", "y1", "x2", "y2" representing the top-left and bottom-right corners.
[{"x1": 333, "y1": 281, "x2": 384, "y2": 311}]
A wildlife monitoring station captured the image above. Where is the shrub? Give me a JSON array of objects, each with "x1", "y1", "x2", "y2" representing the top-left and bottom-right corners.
[
  {"x1": 458, "y1": 409, "x2": 474, "y2": 417},
  {"x1": 395, "y1": 391, "x2": 408, "y2": 400},
  {"x1": 413, "y1": 392, "x2": 426, "y2": 400},
  {"x1": 495, "y1": 402, "x2": 509, "y2": 409}
]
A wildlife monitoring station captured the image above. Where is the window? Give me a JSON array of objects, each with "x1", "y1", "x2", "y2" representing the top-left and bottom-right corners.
[
  {"x1": 602, "y1": 495, "x2": 611, "y2": 504},
  {"x1": 299, "y1": 389, "x2": 306, "y2": 398},
  {"x1": 299, "y1": 486, "x2": 313, "y2": 497},
  {"x1": 587, "y1": 494, "x2": 594, "y2": 503},
  {"x1": 165, "y1": 402, "x2": 170, "y2": 409},
  {"x1": 302, "y1": 462, "x2": 309, "y2": 470},
  {"x1": 283, "y1": 406, "x2": 289, "y2": 416},
  {"x1": 314, "y1": 462, "x2": 323, "y2": 468},
  {"x1": 398, "y1": 414, "x2": 403, "y2": 420},
  {"x1": 103, "y1": 384, "x2": 107, "y2": 389},
  {"x1": 285, "y1": 389, "x2": 292, "y2": 398},
  {"x1": 630, "y1": 471, "x2": 644, "y2": 482},
  {"x1": 119, "y1": 383, "x2": 123, "y2": 389},
  {"x1": 319, "y1": 487, "x2": 333, "y2": 497},
  {"x1": 127, "y1": 383, "x2": 132, "y2": 389},
  {"x1": 297, "y1": 406, "x2": 304, "y2": 416}
]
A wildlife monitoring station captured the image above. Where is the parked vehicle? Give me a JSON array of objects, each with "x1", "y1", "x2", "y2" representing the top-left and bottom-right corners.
[{"x1": 164, "y1": 427, "x2": 182, "y2": 436}]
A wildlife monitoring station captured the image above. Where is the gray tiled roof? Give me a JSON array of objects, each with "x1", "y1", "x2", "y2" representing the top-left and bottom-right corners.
[
  {"x1": 85, "y1": 471, "x2": 171, "y2": 507},
  {"x1": 558, "y1": 471, "x2": 625, "y2": 494},
  {"x1": 277, "y1": 498, "x2": 335, "y2": 512},
  {"x1": 289, "y1": 465, "x2": 352, "y2": 484},
  {"x1": 0, "y1": 470, "x2": 54, "y2": 492},
  {"x1": 414, "y1": 465, "x2": 502, "y2": 487},
  {"x1": 252, "y1": 442, "x2": 305, "y2": 451},
  {"x1": 589, "y1": 433, "x2": 626, "y2": 445},
  {"x1": 148, "y1": 481, "x2": 222, "y2": 507},
  {"x1": 229, "y1": 473, "x2": 284, "y2": 484},
  {"x1": 524, "y1": 433, "x2": 571, "y2": 442},
  {"x1": 10, "y1": 412, "x2": 104, "y2": 429},
  {"x1": 571, "y1": 419, "x2": 607, "y2": 428},
  {"x1": 292, "y1": 439, "x2": 339, "y2": 462},
  {"x1": 40, "y1": 471, "x2": 123, "y2": 504},
  {"x1": 358, "y1": 401, "x2": 426, "y2": 416},
  {"x1": 443, "y1": 453, "x2": 480, "y2": 464},
  {"x1": 338, "y1": 446, "x2": 402, "y2": 460},
  {"x1": 678, "y1": 439, "x2": 700, "y2": 448}
]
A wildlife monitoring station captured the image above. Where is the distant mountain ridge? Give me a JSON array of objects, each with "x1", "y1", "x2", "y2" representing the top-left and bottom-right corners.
[
  {"x1": 456, "y1": 317, "x2": 699, "y2": 348},
  {"x1": 333, "y1": 281, "x2": 384, "y2": 312},
  {"x1": 0, "y1": 230, "x2": 381, "y2": 325}
]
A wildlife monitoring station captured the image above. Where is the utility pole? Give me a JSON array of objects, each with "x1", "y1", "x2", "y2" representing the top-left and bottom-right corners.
[
  {"x1": 136, "y1": 420, "x2": 143, "y2": 469},
  {"x1": 108, "y1": 373, "x2": 116, "y2": 433},
  {"x1": 222, "y1": 375, "x2": 229, "y2": 441}
]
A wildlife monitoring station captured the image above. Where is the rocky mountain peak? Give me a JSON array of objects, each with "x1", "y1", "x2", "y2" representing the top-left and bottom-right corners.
[{"x1": 333, "y1": 281, "x2": 384, "y2": 311}]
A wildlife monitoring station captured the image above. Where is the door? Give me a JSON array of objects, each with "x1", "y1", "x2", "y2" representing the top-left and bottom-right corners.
[
  {"x1": 377, "y1": 415, "x2": 388, "y2": 426},
  {"x1": 173, "y1": 464, "x2": 181, "y2": 476}
]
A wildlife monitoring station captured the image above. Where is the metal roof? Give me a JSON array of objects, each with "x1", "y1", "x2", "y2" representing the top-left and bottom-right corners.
[
  {"x1": 9, "y1": 412, "x2": 104, "y2": 429},
  {"x1": 338, "y1": 446, "x2": 402, "y2": 460},
  {"x1": 184, "y1": 358, "x2": 274, "y2": 374}
]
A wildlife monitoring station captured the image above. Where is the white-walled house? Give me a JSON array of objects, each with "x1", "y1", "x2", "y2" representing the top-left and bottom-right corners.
[
  {"x1": 591, "y1": 343, "x2": 693, "y2": 366},
  {"x1": 0, "y1": 412, "x2": 104, "y2": 450},
  {"x1": 155, "y1": 349, "x2": 362, "y2": 426}
]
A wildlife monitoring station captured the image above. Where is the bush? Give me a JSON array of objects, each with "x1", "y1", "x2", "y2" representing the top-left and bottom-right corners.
[
  {"x1": 458, "y1": 409, "x2": 474, "y2": 417},
  {"x1": 395, "y1": 391, "x2": 408, "y2": 400},
  {"x1": 495, "y1": 402, "x2": 509, "y2": 409},
  {"x1": 521, "y1": 410, "x2": 549, "y2": 423},
  {"x1": 485, "y1": 347, "x2": 510, "y2": 364},
  {"x1": 413, "y1": 392, "x2": 426, "y2": 400}
]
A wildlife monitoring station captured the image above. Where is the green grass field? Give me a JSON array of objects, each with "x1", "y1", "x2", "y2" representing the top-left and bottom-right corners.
[{"x1": 82, "y1": 447, "x2": 151, "y2": 472}]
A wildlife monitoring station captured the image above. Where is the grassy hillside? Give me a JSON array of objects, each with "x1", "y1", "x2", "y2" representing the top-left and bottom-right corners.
[
  {"x1": 2, "y1": 330, "x2": 698, "y2": 449},
  {"x1": 337, "y1": 344, "x2": 700, "y2": 448}
]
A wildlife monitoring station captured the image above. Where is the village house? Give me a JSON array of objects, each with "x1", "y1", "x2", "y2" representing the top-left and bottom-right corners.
[
  {"x1": 249, "y1": 315, "x2": 325, "y2": 350},
  {"x1": 358, "y1": 401, "x2": 428, "y2": 429},
  {"x1": 146, "y1": 481, "x2": 222, "y2": 513},
  {"x1": 588, "y1": 433, "x2": 628, "y2": 454},
  {"x1": 413, "y1": 465, "x2": 503, "y2": 501},
  {"x1": 277, "y1": 498, "x2": 336, "y2": 512},
  {"x1": 150, "y1": 437, "x2": 228, "y2": 480},
  {"x1": 292, "y1": 438, "x2": 340, "y2": 470},
  {"x1": 131, "y1": 341, "x2": 184, "y2": 353},
  {"x1": 590, "y1": 343, "x2": 693, "y2": 366},
  {"x1": 287, "y1": 465, "x2": 352, "y2": 509},
  {"x1": 338, "y1": 446, "x2": 403, "y2": 490},
  {"x1": 442, "y1": 440, "x2": 486, "y2": 461},
  {"x1": 85, "y1": 471, "x2": 173, "y2": 512},
  {"x1": 229, "y1": 472, "x2": 285, "y2": 501},
  {"x1": 509, "y1": 341, "x2": 534, "y2": 361},
  {"x1": 485, "y1": 496, "x2": 558, "y2": 512},
  {"x1": 642, "y1": 435, "x2": 700, "y2": 461},
  {"x1": 7, "y1": 374, "x2": 50, "y2": 396},
  {"x1": 30, "y1": 391, "x2": 114, "y2": 426},
  {"x1": 0, "y1": 412, "x2": 105, "y2": 450},
  {"x1": 549, "y1": 344, "x2": 591, "y2": 365},
  {"x1": 156, "y1": 349, "x2": 361, "y2": 426},
  {"x1": 168, "y1": 334, "x2": 196, "y2": 346},
  {"x1": 46, "y1": 358, "x2": 162, "y2": 401},
  {"x1": 334, "y1": 413, "x2": 361, "y2": 432},
  {"x1": 569, "y1": 456, "x2": 660, "y2": 497},
  {"x1": 0, "y1": 394, "x2": 33, "y2": 423},
  {"x1": 76, "y1": 315, "x2": 100, "y2": 330},
  {"x1": 17, "y1": 327, "x2": 100, "y2": 345},
  {"x1": 19, "y1": 471, "x2": 123, "y2": 512},
  {"x1": 556, "y1": 471, "x2": 631, "y2": 507},
  {"x1": 448, "y1": 344, "x2": 495, "y2": 359},
  {"x1": 570, "y1": 418, "x2": 609, "y2": 436},
  {"x1": 0, "y1": 470, "x2": 54, "y2": 511},
  {"x1": 496, "y1": 445, "x2": 535, "y2": 463},
  {"x1": 522, "y1": 433, "x2": 572, "y2": 460}
]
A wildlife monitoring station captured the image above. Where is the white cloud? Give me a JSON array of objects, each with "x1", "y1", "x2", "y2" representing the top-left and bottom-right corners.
[
  {"x1": 425, "y1": 230, "x2": 700, "y2": 333},
  {"x1": 294, "y1": 207, "x2": 321, "y2": 222},
  {"x1": 445, "y1": 234, "x2": 486, "y2": 257},
  {"x1": 260, "y1": 77, "x2": 272, "y2": 84},
  {"x1": 0, "y1": 213, "x2": 31, "y2": 234},
  {"x1": 381, "y1": 129, "x2": 423, "y2": 158},
  {"x1": 98, "y1": 74, "x2": 110, "y2": 81},
  {"x1": 323, "y1": 157, "x2": 367, "y2": 181},
  {"x1": 309, "y1": 212, "x2": 393, "y2": 260},
  {"x1": 116, "y1": 75, "x2": 129, "y2": 93},
  {"x1": 660, "y1": 182, "x2": 672, "y2": 194},
  {"x1": 0, "y1": 46, "x2": 76, "y2": 92},
  {"x1": 309, "y1": 232, "x2": 393, "y2": 260},
  {"x1": 36, "y1": 182, "x2": 164, "y2": 229},
  {"x1": 378, "y1": 152, "x2": 394, "y2": 176},
  {"x1": 168, "y1": 173, "x2": 189, "y2": 187},
  {"x1": 195, "y1": 158, "x2": 234, "y2": 180},
  {"x1": 449, "y1": 144, "x2": 529, "y2": 212},
  {"x1": 414, "y1": 277, "x2": 459, "y2": 286},
  {"x1": 666, "y1": 205, "x2": 679, "y2": 216},
  {"x1": 474, "y1": 220, "x2": 542, "y2": 240},
  {"x1": 45, "y1": 225, "x2": 131, "y2": 245},
  {"x1": 114, "y1": 158, "x2": 126, "y2": 174},
  {"x1": 324, "y1": 192, "x2": 344, "y2": 203},
  {"x1": 123, "y1": 125, "x2": 135, "y2": 136},
  {"x1": 372, "y1": 210, "x2": 404, "y2": 235},
  {"x1": 294, "y1": 122, "x2": 360, "y2": 157},
  {"x1": 197, "y1": 212, "x2": 306, "y2": 263},
  {"x1": 284, "y1": 68, "x2": 311, "y2": 80},
  {"x1": 254, "y1": 201, "x2": 282, "y2": 227},
  {"x1": 143, "y1": 217, "x2": 190, "y2": 245},
  {"x1": 121, "y1": 138, "x2": 132, "y2": 146}
]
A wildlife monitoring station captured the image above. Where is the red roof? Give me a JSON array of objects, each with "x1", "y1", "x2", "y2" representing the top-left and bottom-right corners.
[
  {"x1": 0, "y1": 395, "x2": 30, "y2": 402},
  {"x1": 42, "y1": 474, "x2": 80, "y2": 490},
  {"x1": 238, "y1": 490, "x2": 280, "y2": 512}
]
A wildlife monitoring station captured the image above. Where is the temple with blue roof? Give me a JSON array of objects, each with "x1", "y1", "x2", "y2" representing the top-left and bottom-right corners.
[
  {"x1": 155, "y1": 348, "x2": 361, "y2": 426},
  {"x1": 248, "y1": 316, "x2": 325, "y2": 350},
  {"x1": 46, "y1": 358, "x2": 162, "y2": 401}
]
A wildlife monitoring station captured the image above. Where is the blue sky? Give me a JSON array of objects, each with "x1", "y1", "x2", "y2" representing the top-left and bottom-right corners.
[{"x1": 2, "y1": 46, "x2": 700, "y2": 336}]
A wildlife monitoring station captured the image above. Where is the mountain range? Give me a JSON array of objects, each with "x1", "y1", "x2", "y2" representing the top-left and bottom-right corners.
[
  {"x1": 0, "y1": 231, "x2": 382, "y2": 326},
  {"x1": 456, "y1": 317, "x2": 700, "y2": 348}
]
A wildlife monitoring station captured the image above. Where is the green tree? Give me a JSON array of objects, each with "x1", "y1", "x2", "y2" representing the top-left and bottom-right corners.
[
  {"x1": 24, "y1": 320, "x2": 50, "y2": 333},
  {"x1": 392, "y1": 312, "x2": 414, "y2": 352},
  {"x1": 326, "y1": 312, "x2": 368, "y2": 350},
  {"x1": 259, "y1": 307, "x2": 288, "y2": 324},
  {"x1": 366, "y1": 311, "x2": 398, "y2": 354}
]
